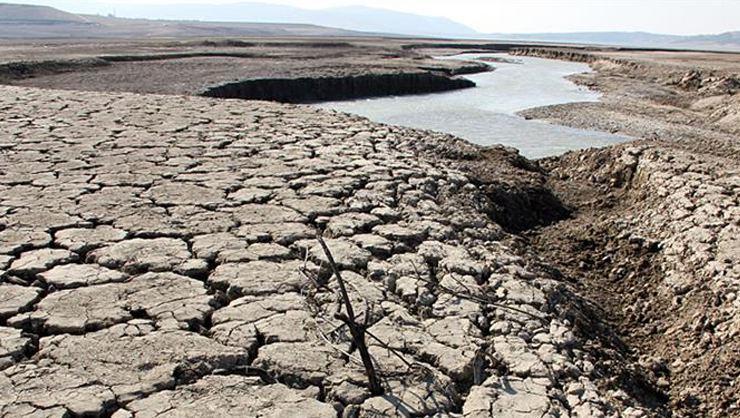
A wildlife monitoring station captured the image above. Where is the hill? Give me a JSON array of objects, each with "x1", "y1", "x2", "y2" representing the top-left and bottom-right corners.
[
  {"x1": 0, "y1": 2, "x2": 367, "y2": 39},
  {"x1": 77, "y1": 2, "x2": 477, "y2": 37},
  {"x1": 484, "y1": 31, "x2": 740, "y2": 52}
]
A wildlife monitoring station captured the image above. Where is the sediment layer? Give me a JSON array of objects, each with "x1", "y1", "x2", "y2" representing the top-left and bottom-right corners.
[{"x1": 200, "y1": 72, "x2": 476, "y2": 103}]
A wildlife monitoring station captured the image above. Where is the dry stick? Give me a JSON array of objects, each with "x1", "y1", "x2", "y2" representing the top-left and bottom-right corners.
[{"x1": 317, "y1": 236, "x2": 384, "y2": 396}]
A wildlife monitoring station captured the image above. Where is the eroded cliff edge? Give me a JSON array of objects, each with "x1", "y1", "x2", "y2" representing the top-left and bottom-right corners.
[{"x1": 512, "y1": 47, "x2": 739, "y2": 418}]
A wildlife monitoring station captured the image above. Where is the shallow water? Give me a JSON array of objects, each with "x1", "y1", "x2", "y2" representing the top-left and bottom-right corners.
[{"x1": 316, "y1": 53, "x2": 630, "y2": 159}]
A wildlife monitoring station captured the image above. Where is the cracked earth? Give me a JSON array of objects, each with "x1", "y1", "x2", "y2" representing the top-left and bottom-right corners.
[{"x1": 0, "y1": 85, "x2": 675, "y2": 417}]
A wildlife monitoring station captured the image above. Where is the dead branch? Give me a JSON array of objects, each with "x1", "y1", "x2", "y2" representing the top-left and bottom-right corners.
[{"x1": 317, "y1": 235, "x2": 384, "y2": 396}]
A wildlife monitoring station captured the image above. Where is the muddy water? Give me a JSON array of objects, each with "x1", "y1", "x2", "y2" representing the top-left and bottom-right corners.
[{"x1": 317, "y1": 53, "x2": 630, "y2": 159}]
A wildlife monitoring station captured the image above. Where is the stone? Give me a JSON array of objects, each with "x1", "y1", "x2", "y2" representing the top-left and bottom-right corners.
[
  {"x1": 38, "y1": 263, "x2": 129, "y2": 289},
  {"x1": 116, "y1": 376, "x2": 336, "y2": 417}
]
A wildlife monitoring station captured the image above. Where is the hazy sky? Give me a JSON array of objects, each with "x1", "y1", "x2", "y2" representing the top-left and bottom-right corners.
[{"x1": 21, "y1": 0, "x2": 740, "y2": 35}]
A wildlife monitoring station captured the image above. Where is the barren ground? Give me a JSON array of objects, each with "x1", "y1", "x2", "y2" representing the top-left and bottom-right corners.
[{"x1": 0, "y1": 38, "x2": 738, "y2": 417}]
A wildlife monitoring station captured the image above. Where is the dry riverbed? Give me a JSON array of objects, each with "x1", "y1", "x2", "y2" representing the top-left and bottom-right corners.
[{"x1": 0, "y1": 39, "x2": 738, "y2": 417}]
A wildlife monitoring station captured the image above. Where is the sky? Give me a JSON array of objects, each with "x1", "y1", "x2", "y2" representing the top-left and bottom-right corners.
[{"x1": 17, "y1": 0, "x2": 740, "y2": 35}]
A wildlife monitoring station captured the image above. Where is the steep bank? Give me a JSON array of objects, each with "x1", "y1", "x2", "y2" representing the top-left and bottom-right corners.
[
  {"x1": 512, "y1": 47, "x2": 740, "y2": 417},
  {"x1": 0, "y1": 40, "x2": 491, "y2": 100},
  {"x1": 530, "y1": 142, "x2": 739, "y2": 418},
  {"x1": 200, "y1": 72, "x2": 476, "y2": 103}
]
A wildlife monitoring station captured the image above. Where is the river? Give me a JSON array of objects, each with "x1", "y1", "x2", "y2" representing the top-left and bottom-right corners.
[{"x1": 316, "y1": 53, "x2": 630, "y2": 159}]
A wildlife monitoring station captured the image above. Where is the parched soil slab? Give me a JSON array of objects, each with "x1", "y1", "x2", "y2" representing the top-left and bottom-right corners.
[
  {"x1": 252, "y1": 342, "x2": 346, "y2": 387},
  {"x1": 38, "y1": 263, "x2": 129, "y2": 289},
  {"x1": 207, "y1": 260, "x2": 310, "y2": 298},
  {"x1": 0, "y1": 322, "x2": 249, "y2": 416},
  {"x1": 210, "y1": 292, "x2": 313, "y2": 348},
  {"x1": 142, "y1": 183, "x2": 226, "y2": 207},
  {"x1": 10, "y1": 272, "x2": 215, "y2": 333},
  {"x1": 114, "y1": 375, "x2": 337, "y2": 417},
  {"x1": 0, "y1": 327, "x2": 31, "y2": 370},
  {"x1": 232, "y1": 203, "x2": 307, "y2": 224},
  {"x1": 0, "y1": 228, "x2": 51, "y2": 255},
  {"x1": 8, "y1": 248, "x2": 78, "y2": 277},
  {"x1": 0, "y1": 284, "x2": 42, "y2": 319},
  {"x1": 87, "y1": 238, "x2": 207, "y2": 276},
  {"x1": 54, "y1": 226, "x2": 128, "y2": 254}
]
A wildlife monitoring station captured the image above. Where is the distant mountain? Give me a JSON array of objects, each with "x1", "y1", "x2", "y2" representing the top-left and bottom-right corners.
[
  {"x1": 87, "y1": 2, "x2": 477, "y2": 37},
  {"x1": 483, "y1": 31, "x2": 740, "y2": 52},
  {"x1": 0, "y1": 2, "x2": 367, "y2": 39},
  {"x1": 0, "y1": 2, "x2": 90, "y2": 23},
  {"x1": 1, "y1": 2, "x2": 738, "y2": 52}
]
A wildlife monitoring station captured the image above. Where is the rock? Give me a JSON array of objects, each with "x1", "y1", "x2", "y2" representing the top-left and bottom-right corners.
[
  {"x1": 54, "y1": 226, "x2": 128, "y2": 254},
  {"x1": 117, "y1": 376, "x2": 336, "y2": 417},
  {"x1": 11, "y1": 272, "x2": 215, "y2": 333},
  {"x1": 8, "y1": 249, "x2": 78, "y2": 277},
  {"x1": 0, "y1": 284, "x2": 42, "y2": 319},
  {"x1": 38, "y1": 263, "x2": 128, "y2": 289},
  {"x1": 87, "y1": 238, "x2": 206, "y2": 276}
]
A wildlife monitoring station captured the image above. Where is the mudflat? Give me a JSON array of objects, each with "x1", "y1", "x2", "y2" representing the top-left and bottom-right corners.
[{"x1": 0, "y1": 38, "x2": 738, "y2": 417}]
